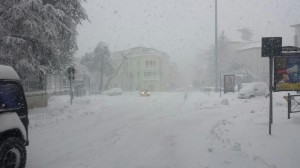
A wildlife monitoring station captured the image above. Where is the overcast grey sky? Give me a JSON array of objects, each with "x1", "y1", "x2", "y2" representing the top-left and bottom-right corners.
[{"x1": 76, "y1": 0, "x2": 300, "y2": 67}]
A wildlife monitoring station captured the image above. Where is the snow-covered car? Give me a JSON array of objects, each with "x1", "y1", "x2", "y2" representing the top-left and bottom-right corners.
[
  {"x1": 0, "y1": 65, "x2": 29, "y2": 168},
  {"x1": 238, "y1": 82, "x2": 268, "y2": 99},
  {"x1": 140, "y1": 89, "x2": 150, "y2": 96},
  {"x1": 102, "y1": 88, "x2": 122, "y2": 96}
]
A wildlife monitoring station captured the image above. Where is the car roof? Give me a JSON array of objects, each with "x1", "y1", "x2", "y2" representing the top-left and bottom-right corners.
[{"x1": 0, "y1": 65, "x2": 20, "y2": 80}]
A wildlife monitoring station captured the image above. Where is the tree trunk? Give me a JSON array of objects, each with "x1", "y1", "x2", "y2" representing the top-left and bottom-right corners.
[{"x1": 99, "y1": 55, "x2": 105, "y2": 91}]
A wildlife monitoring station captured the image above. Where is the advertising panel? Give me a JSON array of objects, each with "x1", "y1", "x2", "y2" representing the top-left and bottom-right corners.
[
  {"x1": 274, "y1": 54, "x2": 300, "y2": 91},
  {"x1": 224, "y1": 75, "x2": 235, "y2": 93}
]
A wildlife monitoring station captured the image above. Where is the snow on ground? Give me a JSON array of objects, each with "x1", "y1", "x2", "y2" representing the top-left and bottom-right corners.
[{"x1": 27, "y1": 91, "x2": 300, "y2": 168}]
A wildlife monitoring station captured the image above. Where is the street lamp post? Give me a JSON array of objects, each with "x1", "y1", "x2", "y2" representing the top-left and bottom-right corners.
[{"x1": 214, "y1": 0, "x2": 219, "y2": 92}]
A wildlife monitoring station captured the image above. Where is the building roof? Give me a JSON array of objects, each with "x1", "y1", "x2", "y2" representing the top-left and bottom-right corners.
[
  {"x1": 237, "y1": 41, "x2": 261, "y2": 51},
  {"x1": 0, "y1": 65, "x2": 20, "y2": 80},
  {"x1": 111, "y1": 46, "x2": 169, "y2": 60}
]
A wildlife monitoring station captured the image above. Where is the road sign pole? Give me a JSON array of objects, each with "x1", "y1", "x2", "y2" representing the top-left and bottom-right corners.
[
  {"x1": 288, "y1": 93, "x2": 291, "y2": 119},
  {"x1": 262, "y1": 37, "x2": 282, "y2": 135},
  {"x1": 220, "y1": 71, "x2": 221, "y2": 98},
  {"x1": 269, "y1": 57, "x2": 273, "y2": 135},
  {"x1": 70, "y1": 77, "x2": 73, "y2": 105}
]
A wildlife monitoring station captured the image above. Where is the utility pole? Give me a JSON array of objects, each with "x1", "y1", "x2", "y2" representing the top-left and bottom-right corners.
[{"x1": 214, "y1": 0, "x2": 219, "y2": 92}]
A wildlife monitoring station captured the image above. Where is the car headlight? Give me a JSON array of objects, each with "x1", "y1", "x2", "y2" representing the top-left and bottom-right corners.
[{"x1": 141, "y1": 92, "x2": 144, "y2": 94}]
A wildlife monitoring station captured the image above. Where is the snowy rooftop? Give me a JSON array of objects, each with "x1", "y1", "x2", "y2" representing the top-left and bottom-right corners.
[
  {"x1": 111, "y1": 47, "x2": 169, "y2": 59},
  {"x1": 0, "y1": 65, "x2": 20, "y2": 80},
  {"x1": 237, "y1": 41, "x2": 261, "y2": 51}
]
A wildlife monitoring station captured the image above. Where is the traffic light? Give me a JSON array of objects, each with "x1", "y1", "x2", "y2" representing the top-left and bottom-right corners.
[{"x1": 67, "y1": 66, "x2": 75, "y2": 80}]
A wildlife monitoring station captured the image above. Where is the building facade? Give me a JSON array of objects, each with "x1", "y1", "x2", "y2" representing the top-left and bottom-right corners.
[
  {"x1": 109, "y1": 47, "x2": 171, "y2": 92},
  {"x1": 235, "y1": 45, "x2": 269, "y2": 83}
]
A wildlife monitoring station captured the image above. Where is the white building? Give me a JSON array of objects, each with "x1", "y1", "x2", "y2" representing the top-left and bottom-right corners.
[
  {"x1": 291, "y1": 23, "x2": 300, "y2": 47},
  {"x1": 109, "y1": 47, "x2": 172, "y2": 92},
  {"x1": 235, "y1": 42, "x2": 269, "y2": 83}
]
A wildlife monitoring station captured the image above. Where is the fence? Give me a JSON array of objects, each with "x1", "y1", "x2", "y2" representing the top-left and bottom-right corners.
[
  {"x1": 287, "y1": 93, "x2": 300, "y2": 119},
  {"x1": 25, "y1": 91, "x2": 48, "y2": 109}
]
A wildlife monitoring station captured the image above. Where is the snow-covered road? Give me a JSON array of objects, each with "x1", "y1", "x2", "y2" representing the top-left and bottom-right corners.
[{"x1": 26, "y1": 92, "x2": 300, "y2": 168}]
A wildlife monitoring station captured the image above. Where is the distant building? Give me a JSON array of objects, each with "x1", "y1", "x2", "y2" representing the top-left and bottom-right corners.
[
  {"x1": 291, "y1": 23, "x2": 300, "y2": 47},
  {"x1": 199, "y1": 41, "x2": 269, "y2": 85},
  {"x1": 194, "y1": 50, "x2": 213, "y2": 87},
  {"x1": 235, "y1": 42, "x2": 269, "y2": 83},
  {"x1": 109, "y1": 47, "x2": 172, "y2": 92}
]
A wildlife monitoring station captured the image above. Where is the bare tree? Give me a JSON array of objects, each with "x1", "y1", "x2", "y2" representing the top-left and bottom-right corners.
[
  {"x1": 80, "y1": 42, "x2": 112, "y2": 91},
  {"x1": 237, "y1": 28, "x2": 254, "y2": 41},
  {"x1": 104, "y1": 55, "x2": 127, "y2": 90}
]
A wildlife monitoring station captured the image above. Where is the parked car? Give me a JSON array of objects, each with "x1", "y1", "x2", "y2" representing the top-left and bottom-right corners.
[
  {"x1": 238, "y1": 82, "x2": 268, "y2": 99},
  {"x1": 102, "y1": 88, "x2": 122, "y2": 96},
  {"x1": 140, "y1": 89, "x2": 150, "y2": 96},
  {"x1": 0, "y1": 65, "x2": 29, "y2": 168}
]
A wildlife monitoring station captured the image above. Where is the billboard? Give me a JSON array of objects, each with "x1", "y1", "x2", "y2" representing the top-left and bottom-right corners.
[
  {"x1": 224, "y1": 75, "x2": 235, "y2": 93},
  {"x1": 274, "y1": 54, "x2": 300, "y2": 91}
]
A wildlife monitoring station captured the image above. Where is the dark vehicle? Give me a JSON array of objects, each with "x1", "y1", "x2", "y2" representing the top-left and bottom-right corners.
[
  {"x1": 140, "y1": 89, "x2": 150, "y2": 96},
  {"x1": 0, "y1": 65, "x2": 29, "y2": 168},
  {"x1": 102, "y1": 88, "x2": 122, "y2": 96}
]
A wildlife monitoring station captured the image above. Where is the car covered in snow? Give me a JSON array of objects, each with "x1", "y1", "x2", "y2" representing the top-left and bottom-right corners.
[
  {"x1": 238, "y1": 82, "x2": 268, "y2": 99},
  {"x1": 102, "y1": 88, "x2": 122, "y2": 96},
  {"x1": 0, "y1": 65, "x2": 29, "y2": 168},
  {"x1": 140, "y1": 89, "x2": 150, "y2": 96}
]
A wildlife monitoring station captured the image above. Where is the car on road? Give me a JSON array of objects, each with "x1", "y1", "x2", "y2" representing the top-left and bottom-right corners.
[
  {"x1": 102, "y1": 88, "x2": 122, "y2": 96},
  {"x1": 238, "y1": 82, "x2": 268, "y2": 99},
  {"x1": 0, "y1": 65, "x2": 29, "y2": 168},
  {"x1": 140, "y1": 89, "x2": 150, "y2": 96}
]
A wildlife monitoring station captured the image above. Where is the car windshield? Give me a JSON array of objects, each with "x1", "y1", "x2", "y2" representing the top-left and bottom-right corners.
[{"x1": 1, "y1": 0, "x2": 300, "y2": 167}]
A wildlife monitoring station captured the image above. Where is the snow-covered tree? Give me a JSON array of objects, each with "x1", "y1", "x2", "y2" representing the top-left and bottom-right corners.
[
  {"x1": 204, "y1": 31, "x2": 245, "y2": 86},
  {"x1": 206, "y1": 31, "x2": 231, "y2": 76},
  {"x1": 0, "y1": 0, "x2": 88, "y2": 79},
  {"x1": 80, "y1": 42, "x2": 114, "y2": 91},
  {"x1": 217, "y1": 31, "x2": 232, "y2": 72}
]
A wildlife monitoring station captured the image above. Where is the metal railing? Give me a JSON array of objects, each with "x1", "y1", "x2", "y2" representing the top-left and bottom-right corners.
[{"x1": 287, "y1": 93, "x2": 300, "y2": 119}]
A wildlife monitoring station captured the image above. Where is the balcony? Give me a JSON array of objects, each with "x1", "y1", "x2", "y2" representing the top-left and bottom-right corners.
[{"x1": 144, "y1": 76, "x2": 160, "y2": 81}]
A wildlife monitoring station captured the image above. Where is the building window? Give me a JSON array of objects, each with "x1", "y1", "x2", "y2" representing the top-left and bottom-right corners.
[
  {"x1": 144, "y1": 71, "x2": 157, "y2": 77},
  {"x1": 146, "y1": 60, "x2": 157, "y2": 68},
  {"x1": 130, "y1": 72, "x2": 133, "y2": 79}
]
